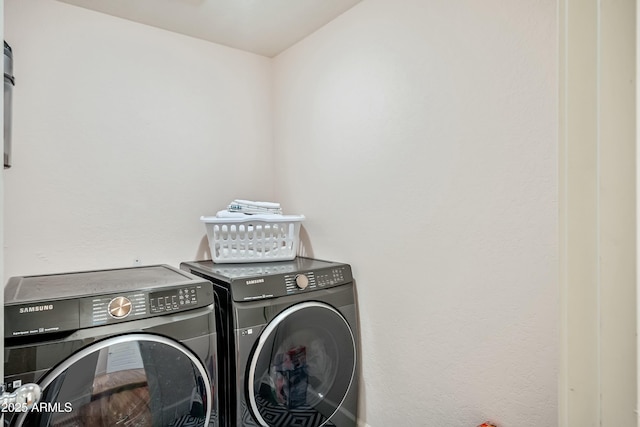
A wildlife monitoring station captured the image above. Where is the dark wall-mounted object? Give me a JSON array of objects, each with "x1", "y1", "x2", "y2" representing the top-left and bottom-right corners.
[{"x1": 4, "y1": 41, "x2": 14, "y2": 169}]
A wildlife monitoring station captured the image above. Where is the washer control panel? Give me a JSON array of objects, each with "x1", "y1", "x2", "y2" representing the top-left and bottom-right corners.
[
  {"x1": 91, "y1": 293, "x2": 146, "y2": 325},
  {"x1": 108, "y1": 296, "x2": 133, "y2": 319},
  {"x1": 4, "y1": 266, "x2": 214, "y2": 338},
  {"x1": 149, "y1": 286, "x2": 199, "y2": 314},
  {"x1": 81, "y1": 284, "x2": 213, "y2": 328}
]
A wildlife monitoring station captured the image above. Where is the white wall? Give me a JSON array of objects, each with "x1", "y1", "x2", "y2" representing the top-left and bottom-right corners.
[
  {"x1": 273, "y1": 1, "x2": 558, "y2": 426},
  {"x1": 4, "y1": 0, "x2": 274, "y2": 278}
]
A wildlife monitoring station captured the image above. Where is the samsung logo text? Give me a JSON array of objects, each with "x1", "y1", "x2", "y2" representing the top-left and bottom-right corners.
[
  {"x1": 19, "y1": 305, "x2": 54, "y2": 314},
  {"x1": 246, "y1": 279, "x2": 265, "y2": 285}
]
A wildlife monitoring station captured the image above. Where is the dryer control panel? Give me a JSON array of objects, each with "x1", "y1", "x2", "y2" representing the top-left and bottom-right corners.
[
  {"x1": 232, "y1": 264, "x2": 352, "y2": 302},
  {"x1": 285, "y1": 267, "x2": 347, "y2": 293},
  {"x1": 180, "y1": 257, "x2": 353, "y2": 303}
]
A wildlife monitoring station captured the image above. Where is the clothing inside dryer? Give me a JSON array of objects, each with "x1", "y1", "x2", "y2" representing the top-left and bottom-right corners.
[
  {"x1": 251, "y1": 304, "x2": 355, "y2": 427},
  {"x1": 20, "y1": 339, "x2": 210, "y2": 427},
  {"x1": 259, "y1": 329, "x2": 337, "y2": 409}
]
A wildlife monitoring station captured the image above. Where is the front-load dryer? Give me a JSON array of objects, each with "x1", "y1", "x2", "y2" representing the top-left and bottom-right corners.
[
  {"x1": 4, "y1": 264, "x2": 218, "y2": 427},
  {"x1": 180, "y1": 257, "x2": 358, "y2": 427}
]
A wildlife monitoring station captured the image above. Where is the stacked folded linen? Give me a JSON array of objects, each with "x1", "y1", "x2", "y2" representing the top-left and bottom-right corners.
[
  {"x1": 227, "y1": 199, "x2": 283, "y2": 215},
  {"x1": 215, "y1": 210, "x2": 252, "y2": 218}
]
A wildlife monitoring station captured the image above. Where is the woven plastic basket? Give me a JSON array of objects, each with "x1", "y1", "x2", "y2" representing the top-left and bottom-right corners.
[{"x1": 201, "y1": 214, "x2": 305, "y2": 263}]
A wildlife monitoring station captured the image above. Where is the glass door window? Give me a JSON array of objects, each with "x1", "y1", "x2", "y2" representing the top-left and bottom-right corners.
[
  {"x1": 12, "y1": 334, "x2": 212, "y2": 427},
  {"x1": 247, "y1": 302, "x2": 356, "y2": 427}
]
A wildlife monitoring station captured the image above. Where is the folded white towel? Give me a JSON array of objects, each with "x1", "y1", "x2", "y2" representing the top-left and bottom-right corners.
[
  {"x1": 216, "y1": 210, "x2": 251, "y2": 218},
  {"x1": 228, "y1": 199, "x2": 283, "y2": 215},
  {"x1": 233, "y1": 199, "x2": 280, "y2": 209},
  {"x1": 216, "y1": 209, "x2": 283, "y2": 219}
]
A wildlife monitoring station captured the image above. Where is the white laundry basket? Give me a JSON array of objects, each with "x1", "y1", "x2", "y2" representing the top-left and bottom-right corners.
[{"x1": 201, "y1": 215, "x2": 305, "y2": 263}]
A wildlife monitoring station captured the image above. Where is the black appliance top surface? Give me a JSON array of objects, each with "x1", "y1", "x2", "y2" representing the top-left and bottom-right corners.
[
  {"x1": 5, "y1": 264, "x2": 206, "y2": 304},
  {"x1": 182, "y1": 257, "x2": 345, "y2": 281},
  {"x1": 181, "y1": 257, "x2": 352, "y2": 302}
]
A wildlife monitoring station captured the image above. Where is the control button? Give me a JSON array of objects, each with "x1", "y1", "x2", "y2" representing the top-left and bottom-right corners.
[
  {"x1": 108, "y1": 297, "x2": 132, "y2": 319},
  {"x1": 295, "y1": 274, "x2": 309, "y2": 290}
]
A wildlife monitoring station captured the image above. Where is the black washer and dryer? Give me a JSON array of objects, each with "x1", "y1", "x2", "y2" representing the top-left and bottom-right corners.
[
  {"x1": 180, "y1": 257, "x2": 359, "y2": 427},
  {"x1": 4, "y1": 265, "x2": 219, "y2": 427}
]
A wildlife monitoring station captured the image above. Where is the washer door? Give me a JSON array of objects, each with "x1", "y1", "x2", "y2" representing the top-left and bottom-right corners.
[
  {"x1": 13, "y1": 333, "x2": 212, "y2": 427},
  {"x1": 247, "y1": 302, "x2": 356, "y2": 427}
]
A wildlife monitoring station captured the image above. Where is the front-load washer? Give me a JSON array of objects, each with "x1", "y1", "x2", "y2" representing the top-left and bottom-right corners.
[
  {"x1": 180, "y1": 257, "x2": 358, "y2": 427},
  {"x1": 4, "y1": 264, "x2": 218, "y2": 427}
]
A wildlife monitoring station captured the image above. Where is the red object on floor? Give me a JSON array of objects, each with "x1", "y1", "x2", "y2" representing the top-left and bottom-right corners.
[{"x1": 477, "y1": 423, "x2": 497, "y2": 427}]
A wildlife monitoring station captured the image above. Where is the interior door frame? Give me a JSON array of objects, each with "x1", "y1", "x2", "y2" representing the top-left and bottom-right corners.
[{"x1": 559, "y1": 0, "x2": 636, "y2": 426}]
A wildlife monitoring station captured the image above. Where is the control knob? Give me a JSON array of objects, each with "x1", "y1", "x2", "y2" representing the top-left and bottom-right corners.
[
  {"x1": 295, "y1": 274, "x2": 309, "y2": 290},
  {"x1": 108, "y1": 296, "x2": 132, "y2": 319}
]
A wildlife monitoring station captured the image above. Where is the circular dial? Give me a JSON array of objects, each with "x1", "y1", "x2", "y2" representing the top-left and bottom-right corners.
[
  {"x1": 108, "y1": 296, "x2": 132, "y2": 319},
  {"x1": 295, "y1": 274, "x2": 309, "y2": 289}
]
